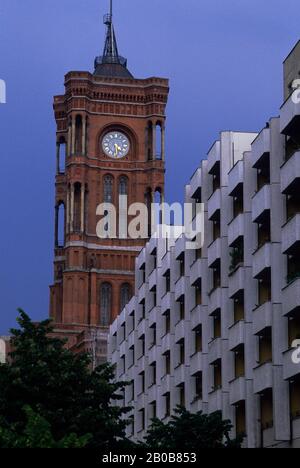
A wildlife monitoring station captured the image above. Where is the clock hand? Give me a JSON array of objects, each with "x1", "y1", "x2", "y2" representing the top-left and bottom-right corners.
[{"x1": 114, "y1": 143, "x2": 122, "y2": 156}]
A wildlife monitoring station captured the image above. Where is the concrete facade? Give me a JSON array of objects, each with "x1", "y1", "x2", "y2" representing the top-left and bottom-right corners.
[{"x1": 108, "y1": 45, "x2": 300, "y2": 448}]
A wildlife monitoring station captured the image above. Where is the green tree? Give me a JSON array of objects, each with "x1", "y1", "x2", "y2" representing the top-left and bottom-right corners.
[
  {"x1": 142, "y1": 407, "x2": 243, "y2": 450},
  {"x1": 0, "y1": 406, "x2": 91, "y2": 448},
  {"x1": 0, "y1": 310, "x2": 130, "y2": 449}
]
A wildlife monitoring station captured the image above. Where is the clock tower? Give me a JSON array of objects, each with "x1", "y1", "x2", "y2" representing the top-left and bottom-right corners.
[{"x1": 49, "y1": 1, "x2": 169, "y2": 363}]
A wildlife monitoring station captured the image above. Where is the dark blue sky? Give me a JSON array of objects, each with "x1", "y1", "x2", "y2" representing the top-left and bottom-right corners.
[{"x1": 0, "y1": 0, "x2": 299, "y2": 334}]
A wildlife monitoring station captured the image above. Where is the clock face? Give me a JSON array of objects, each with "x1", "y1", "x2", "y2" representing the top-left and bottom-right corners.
[{"x1": 102, "y1": 131, "x2": 130, "y2": 159}]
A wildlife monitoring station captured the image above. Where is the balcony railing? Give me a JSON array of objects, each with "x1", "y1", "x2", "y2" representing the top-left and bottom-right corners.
[{"x1": 287, "y1": 271, "x2": 300, "y2": 285}]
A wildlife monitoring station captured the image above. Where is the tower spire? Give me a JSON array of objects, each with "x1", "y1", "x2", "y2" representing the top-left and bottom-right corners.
[
  {"x1": 94, "y1": 0, "x2": 133, "y2": 78},
  {"x1": 102, "y1": 0, "x2": 119, "y2": 63}
]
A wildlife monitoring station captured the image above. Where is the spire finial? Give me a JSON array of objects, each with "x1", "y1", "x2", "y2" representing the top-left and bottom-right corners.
[{"x1": 93, "y1": 0, "x2": 133, "y2": 78}]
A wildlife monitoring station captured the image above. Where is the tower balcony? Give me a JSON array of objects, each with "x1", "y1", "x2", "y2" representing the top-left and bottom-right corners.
[
  {"x1": 228, "y1": 160, "x2": 244, "y2": 196},
  {"x1": 55, "y1": 172, "x2": 66, "y2": 184},
  {"x1": 281, "y1": 150, "x2": 300, "y2": 194},
  {"x1": 54, "y1": 246, "x2": 65, "y2": 258},
  {"x1": 251, "y1": 128, "x2": 271, "y2": 169},
  {"x1": 282, "y1": 214, "x2": 300, "y2": 254},
  {"x1": 252, "y1": 185, "x2": 271, "y2": 223}
]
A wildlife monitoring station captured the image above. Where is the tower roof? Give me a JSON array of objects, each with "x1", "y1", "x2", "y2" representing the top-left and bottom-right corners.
[{"x1": 94, "y1": 0, "x2": 133, "y2": 79}]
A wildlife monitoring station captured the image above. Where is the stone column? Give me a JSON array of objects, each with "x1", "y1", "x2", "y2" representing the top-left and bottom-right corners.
[
  {"x1": 71, "y1": 117, "x2": 75, "y2": 155},
  {"x1": 55, "y1": 205, "x2": 59, "y2": 247},
  {"x1": 56, "y1": 143, "x2": 60, "y2": 174},
  {"x1": 82, "y1": 116, "x2": 86, "y2": 155},
  {"x1": 70, "y1": 184, "x2": 74, "y2": 232},
  {"x1": 152, "y1": 123, "x2": 156, "y2": 160},
  {"x1": 161, "y1": 190, "x2": 165, "y2": 225},
  {"x1": 67, "y1": 123, "x2": 71, "y2": 156},
  {"x1": 66, "y1": 189, "x2": 70, "y2": 234},
  {"x1": 161, "y1": 123, "x2": 165, "y2": 162},
  {"x1": 151, "y1": 190, "x2": 155, "y2": 235},
  {"x1": 81, "y1": 184, "x2": 85, "y2": 233},
  {"x1": 90, "y1": 272, "x2": 98, "y2": 326}
]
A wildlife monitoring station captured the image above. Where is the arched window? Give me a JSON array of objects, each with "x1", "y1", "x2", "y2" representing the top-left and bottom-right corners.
[
  {"x1": 75, "y1": 115, "x2": 83, "y2": 154},
  {"x1": 154, "y1": 188, "x2": 163, "y2": 226},
  {"x1": 119, "y1": 176, "x2": 128, "y2": 238},
  {"x1": 100, "y1": 283, "x2": 112, "y2": 326},
  {"x1": 145, "y1": 188, "x2": 152, "y2": 237},
  {"x1": 104, "y1": 175, "x2": 113, "y2": 203},
  {"x1": 120, "y1": 283, "x2": 131, "y2": 312},
  {"x1": 57, "y1": 137, "x2": 66, "y2": 173},
  {"x1": 155, "y1": 122, "x2": 162, "y2": 160},
  {"x1": 119, "y1": 176, "x2": 128, "y2": 195},
  {"x1": 55, "y1": 201, "x2": 65, "y2": 247},
  {"x1": 58, "y1": 202, "x2": 65, "y2": 246},
  {"x1": 146, "y1": 121, "x2": 153, "y2": 161}
]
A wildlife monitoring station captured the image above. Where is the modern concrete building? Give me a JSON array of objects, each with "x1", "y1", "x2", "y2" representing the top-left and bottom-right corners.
[{"x1": 108, "y1": 43, "x2": 300, "y2": 448}]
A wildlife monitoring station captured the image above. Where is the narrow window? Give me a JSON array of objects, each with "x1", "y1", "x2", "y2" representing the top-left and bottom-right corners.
[{"x1": 100, "y1": 282, "x2": 112, "y2": 326}]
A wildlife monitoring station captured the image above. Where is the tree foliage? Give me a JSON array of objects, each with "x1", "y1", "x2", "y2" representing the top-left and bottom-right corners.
[
  {"x1": 0, "y1": 310, "x2": 243, "y2": 450},
  {"x1": 0, "y1": 310, "x2": 130, "y2": 449},
  {"x1": 142, "y1": 407, "x2": 243, "y2": 450},
  {"x1": 0, "y1": 405, "x2": 91, "y2": 448}
]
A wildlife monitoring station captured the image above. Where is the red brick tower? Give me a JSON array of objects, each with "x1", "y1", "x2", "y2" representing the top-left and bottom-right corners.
[{"x1": 49, "y1": 1, "x2": 169, "y2": 362}]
